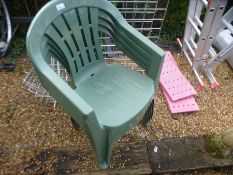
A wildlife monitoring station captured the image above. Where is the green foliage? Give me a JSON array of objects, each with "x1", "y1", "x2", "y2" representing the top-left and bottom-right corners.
[
  {"x1": 160, "y1": 1, "x2": 233, "y2": 41},
  {"x1": 9, "y1": 37, "x2": 25, "y2": 59},
  {"x1": 7, "y1": 0, "x2": 188, "y2": 42},
  {"x1": 205, "y1": 135, "x2": 231, "y2": 159},
  {"x1": 6, "y1": 0, "x2": 233, "y2": 43},
  {"x1": 160, "y1": 0, "x2": 188, "y2": 41},
  {"x1": 0, "y1": 36, "x2": 25, "y2": 64}
]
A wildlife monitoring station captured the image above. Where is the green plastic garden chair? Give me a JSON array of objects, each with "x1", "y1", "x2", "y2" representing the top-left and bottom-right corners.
[{"x1": 26, "y1": 0, "x2": 164, "y2": 169}]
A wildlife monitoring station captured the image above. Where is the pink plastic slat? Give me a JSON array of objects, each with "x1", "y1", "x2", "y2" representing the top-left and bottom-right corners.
[
  {"x1": 162, "y1": 86, "x2": 200, "y2": 113},
  {"x1": 160, "y1": 51, "x2": 197, "y2": 101}
]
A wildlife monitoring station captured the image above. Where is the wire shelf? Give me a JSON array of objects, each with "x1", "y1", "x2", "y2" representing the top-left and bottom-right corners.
[
  {"x1": 102, "y1": 0, "x2": 169, "y2": 59},
  {"x1": 22, "y1": 58, "x2": 69, "y2": 106}
]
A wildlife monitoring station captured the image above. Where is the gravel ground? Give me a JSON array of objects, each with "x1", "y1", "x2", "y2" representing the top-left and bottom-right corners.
[{"x1": 0, "y1": 51, "x2": 233, "y2": 174}]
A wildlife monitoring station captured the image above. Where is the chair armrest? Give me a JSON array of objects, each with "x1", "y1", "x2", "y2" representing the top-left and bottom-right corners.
[
  {"x1": 30, "y1": 53, "x2": 100, "y2": 128},
  {"x1": 29, "y1": 54, "x2": 108, "y2": 159},
  {"x1": 114, "y1": 20, "x2": 165, "y2": 83}
]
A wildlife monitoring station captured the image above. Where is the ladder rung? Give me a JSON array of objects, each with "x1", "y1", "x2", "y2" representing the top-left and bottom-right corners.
[
  {"x1": 194, "y1": 15, "x2": 203, "y2": 28},
  {"x1": 183, "y1": 50, "x2": 193, "y2": 66},
  {"x1": 188, "y1": 17, "x2": 201, "y2": 36},
  {"x1": 200, "y1": 0, "x2": 208, "y2": 8},
  {"x1": 209, "y1": 47, "x2": 217, "y2": 58},
  {"x1": 218, "y1": 42, "x2": 233, "y2": 58},
  {"x1": 190, "y1": 38, "x2": 197, "y2": 49},
  {"x1": 183, "y1": 50, "x2": 204, "y2": 85},
  {"x1": 208, "y1": 42, "x2": 233, "y2": 68},
  {"x1": 222, "y1": 19, "x2": 233, "y2": 34},
  {"x1": 185, "y1": 39, "x2": 195, "y2": 57}
]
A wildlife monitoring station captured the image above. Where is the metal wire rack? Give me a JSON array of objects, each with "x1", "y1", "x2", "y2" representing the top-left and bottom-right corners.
[
  {"x1": 22, "y1": 57, "x2": 69, "y2": 106},
  {"x1": 23, "y1": 0, "x2": 169, "y2": 104},
  {"x1": 102, "y1": 0, "x2": 169, "y2": 59}
]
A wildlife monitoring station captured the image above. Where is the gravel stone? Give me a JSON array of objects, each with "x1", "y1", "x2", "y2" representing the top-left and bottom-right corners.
[{"x1": 0, "y1": 53, "x2": 232, "y2": 174}]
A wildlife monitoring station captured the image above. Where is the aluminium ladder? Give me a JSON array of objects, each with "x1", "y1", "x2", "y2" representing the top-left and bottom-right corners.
[
  {"x1": 177, "y1": 0, "x2": 228, "y2": 89},
  {"x1": 206, "y1": 6, "x2": 233, "y2": 72}
]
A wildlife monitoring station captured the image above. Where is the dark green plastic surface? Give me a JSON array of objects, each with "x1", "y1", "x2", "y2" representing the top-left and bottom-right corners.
[{"x1": 26, "y1": 0, "x2": 164, "y2": 169}]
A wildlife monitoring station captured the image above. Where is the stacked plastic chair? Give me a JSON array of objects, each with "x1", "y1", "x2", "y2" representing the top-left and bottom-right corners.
[{"x1": 26, "y1": 0, "x2": 164, "y2": 168}]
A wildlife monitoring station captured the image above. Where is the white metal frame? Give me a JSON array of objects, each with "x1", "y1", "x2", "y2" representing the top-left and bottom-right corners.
[
  {"x1": 103, "y1": 0, "x2": 169, "y2": 59},
  {"x1": 22, "y1": 58, "x2": 69, "y2": 107},
  {"x1": 0, "y1": 0, "x2": 12, "y2": 57}
]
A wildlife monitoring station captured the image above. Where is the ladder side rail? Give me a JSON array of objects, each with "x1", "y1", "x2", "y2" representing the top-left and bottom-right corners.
[
  {"x1": 217, "y1": 7, "x2": 233, "y2": 33},
  {"x1": 192, "y1": 3, "x2": 216, "y2": 70},
  {"x1": 193, "y1": 0, "x2": 227, "y2": 70},
  {"x1": 190, "y1": 0, "x2": 204, "y2": 41},
  {"x1": 199, "y1": 0, "x2": 228, "y2": 65},
  {"x1": 182, "y1": 0, "x2": 199, "y2": 54},
  {"x1": 203, "y1": 68, "x2": 218, "y2": 86},
  {"x1": 182, "y1": 50, "x2": 205, "y2": 86},
  {"x1": 201, "y1": 0, "x2": 229, "y2": 88}
]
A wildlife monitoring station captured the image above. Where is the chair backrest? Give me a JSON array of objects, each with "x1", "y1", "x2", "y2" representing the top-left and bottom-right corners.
[{"x1": 27, "y1": 0, "x2": 124, "y2": 87}]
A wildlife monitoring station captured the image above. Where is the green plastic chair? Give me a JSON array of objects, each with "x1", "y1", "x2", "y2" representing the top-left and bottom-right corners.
[{"x1": 26, "y1": 0, "x2": 164, "y2": 169}]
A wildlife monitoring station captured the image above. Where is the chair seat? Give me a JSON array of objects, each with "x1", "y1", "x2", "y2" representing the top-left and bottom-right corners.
[{"x1": 76, "y1": 64, "x2": 154, "y2": 127}]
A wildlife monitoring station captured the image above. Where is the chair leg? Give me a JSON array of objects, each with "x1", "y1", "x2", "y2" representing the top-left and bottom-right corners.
[
  {"x1": 99, "y1": 142, "x2": 112, "y2": 169},
  {"x1": 92, "y1": 138, "x2": 112, "y2": 169},
  {"x1": 85, "y1": 123, "x2": 111, "y2": 169},
  {"x1": 141, "y1": 99, "x2": 154, "y2": 126}
]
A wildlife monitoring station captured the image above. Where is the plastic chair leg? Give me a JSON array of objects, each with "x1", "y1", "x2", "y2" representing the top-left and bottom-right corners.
[
  {"x1": 141, "y1": 99, "x2": 154, "y2": 126},
  {"x1": 93, "y1": 140, "x2": 112, "y2": 169},
  {"x1": 85, "y1": 125, "x2": 110, "y2": 169}
]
